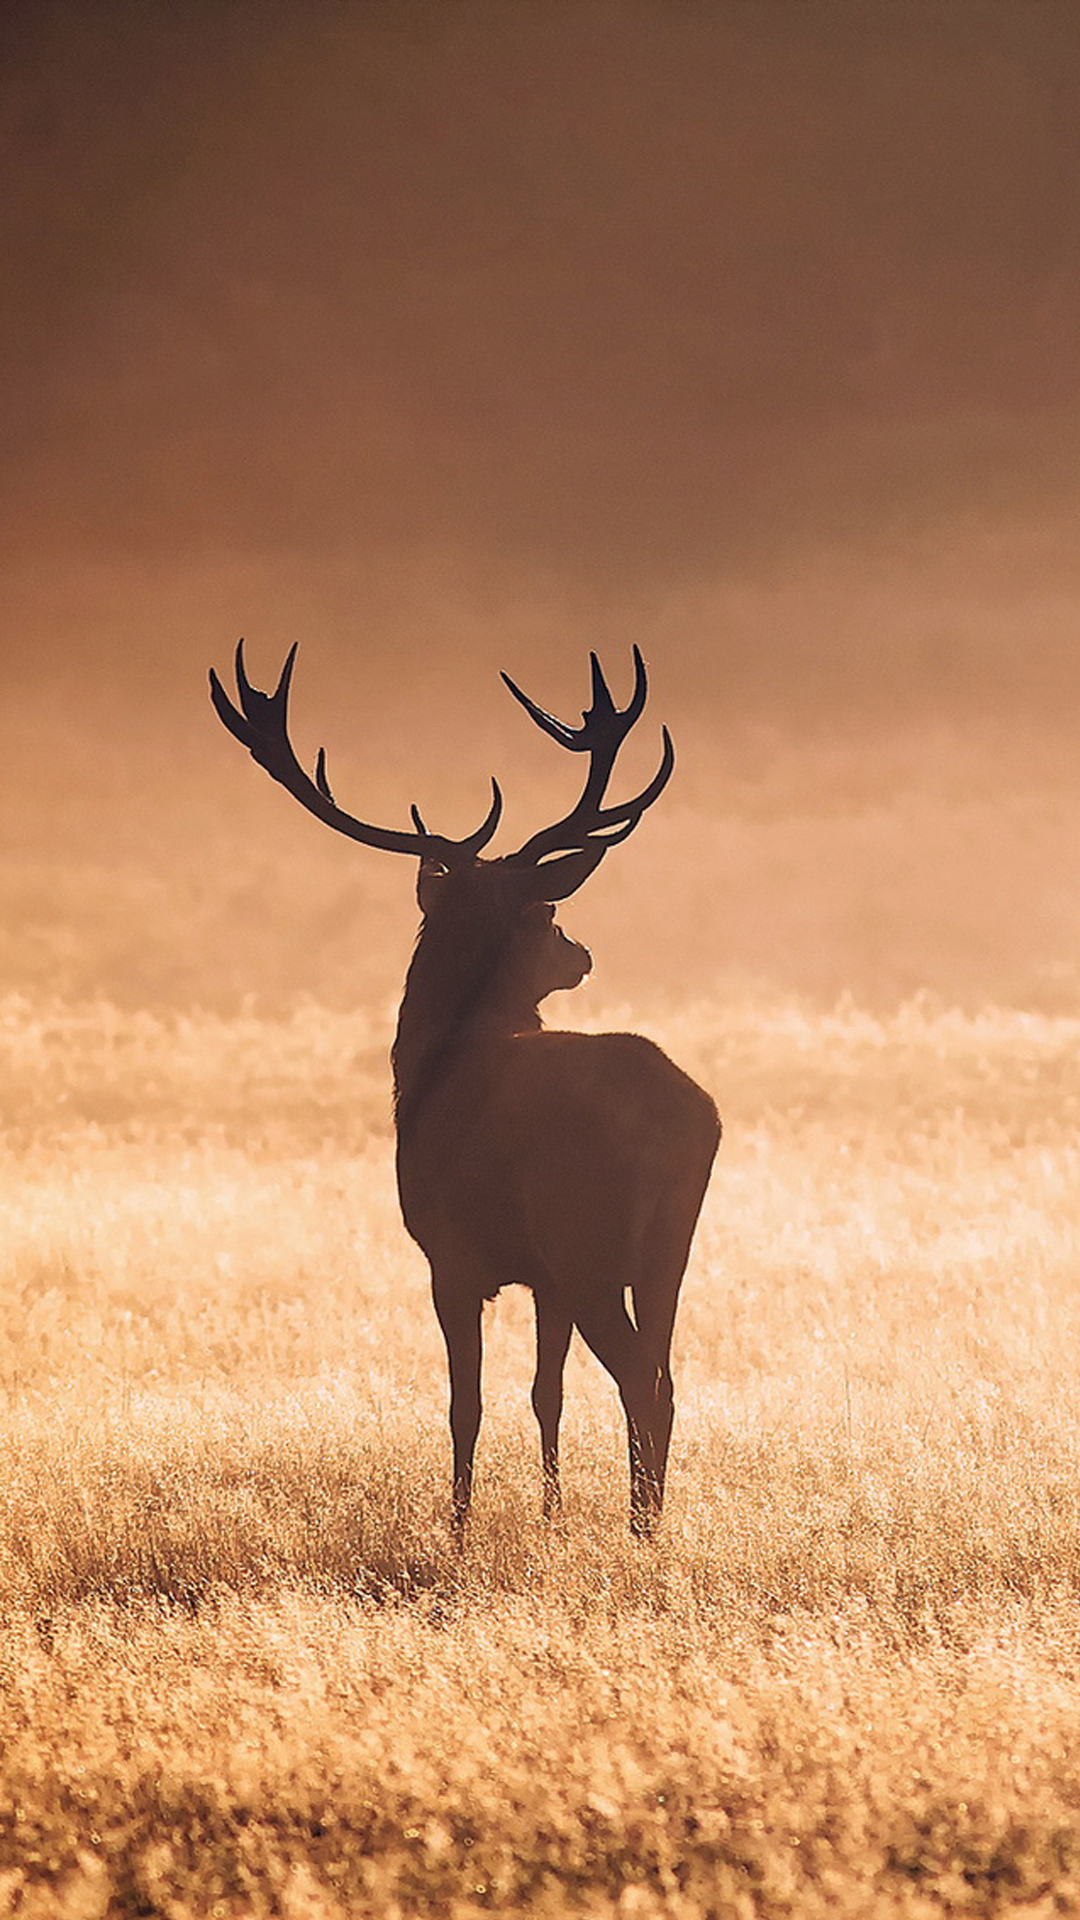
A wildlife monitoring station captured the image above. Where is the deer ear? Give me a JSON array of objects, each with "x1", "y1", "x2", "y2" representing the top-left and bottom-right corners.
[
  {"x1": 417, "y1": 858, "x2": 451, "y2": 911},
  {"x1": 518, "y1": 843, "x2": 608, "y2": 903}
]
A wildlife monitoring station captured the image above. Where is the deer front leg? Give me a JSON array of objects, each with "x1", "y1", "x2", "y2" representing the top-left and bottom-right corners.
[
  {"x1": 532, "y1": 1292, "x2": 573, "y2": 1520},
  {"x1": 431, "y1": 1276, "x2": 482, "y2": 1538}
]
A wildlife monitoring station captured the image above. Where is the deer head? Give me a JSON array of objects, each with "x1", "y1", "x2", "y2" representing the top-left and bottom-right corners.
[{"x1": 209, "y1": 643, "x2": 673, "y2": 925}]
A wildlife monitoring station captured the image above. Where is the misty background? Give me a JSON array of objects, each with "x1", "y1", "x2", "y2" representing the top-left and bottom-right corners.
[{"x1": 2, "y1": 0, "x2": 1079, "y2": 1016}]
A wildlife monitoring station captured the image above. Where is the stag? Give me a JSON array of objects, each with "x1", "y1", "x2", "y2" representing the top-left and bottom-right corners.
[{"x1": 210, "y1": 643, "x2": 719, "y2": 1537}]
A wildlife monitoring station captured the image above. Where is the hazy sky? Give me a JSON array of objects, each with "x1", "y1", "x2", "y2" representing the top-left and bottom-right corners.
[
  {"x1": 3, "y1": 1, "x2": 1080, "y2": 1011},
  {"x1": 3, "y1": 0, "x2": 1080, "y2": 718}
]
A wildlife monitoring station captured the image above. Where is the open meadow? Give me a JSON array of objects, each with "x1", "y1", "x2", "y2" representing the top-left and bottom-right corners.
[{"x1": 3, "y1": 972, "x2": 1080, "y2": 1917}]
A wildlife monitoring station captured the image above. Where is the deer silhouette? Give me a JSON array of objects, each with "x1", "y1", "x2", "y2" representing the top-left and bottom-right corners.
[{"x1": 210, "y1": 643, "x2": 720, "y2": 1537}]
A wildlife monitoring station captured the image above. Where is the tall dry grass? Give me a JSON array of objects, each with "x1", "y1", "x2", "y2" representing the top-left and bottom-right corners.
[{"x1": 1, "y1": 990, "x2": 1079, "y2": 1914}]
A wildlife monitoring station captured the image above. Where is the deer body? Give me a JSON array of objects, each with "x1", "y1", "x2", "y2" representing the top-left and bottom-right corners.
[{"x1": 210, "y1": 645, "x2": 719, "y2": 1535}]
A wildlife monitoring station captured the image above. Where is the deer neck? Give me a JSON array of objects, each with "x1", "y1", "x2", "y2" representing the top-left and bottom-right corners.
[{"x1": 392, "y1": 926, "x2": 541, "y2": 1129}]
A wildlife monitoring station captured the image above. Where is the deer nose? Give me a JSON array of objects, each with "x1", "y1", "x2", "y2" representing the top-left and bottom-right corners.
[{"x1": 578, "y1": 945, "x2": 593, "y2": 977}]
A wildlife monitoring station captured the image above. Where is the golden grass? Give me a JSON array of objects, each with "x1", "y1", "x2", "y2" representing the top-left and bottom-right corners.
[{"x1": 2, "y1": 991, "x2": 1080, "y2": 1915}]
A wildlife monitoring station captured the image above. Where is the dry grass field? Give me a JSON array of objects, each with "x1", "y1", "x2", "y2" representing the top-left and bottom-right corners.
[{"x1": 3, "y1": 977, "x2": 1080, "y2": 1917}]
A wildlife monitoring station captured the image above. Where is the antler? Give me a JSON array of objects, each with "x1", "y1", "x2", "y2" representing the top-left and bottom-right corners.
[
  {"x1": 503, "y1": 646, "x2": 673, "y2": 867},
  {"x1": 209, "y1": 640, "x2": 502, "y2": 863}
]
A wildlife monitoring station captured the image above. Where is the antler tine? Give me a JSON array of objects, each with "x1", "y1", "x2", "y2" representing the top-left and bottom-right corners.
[
  {"x1": 623, "y1": 643, "x2": 648, "y2": 725},
  {"x1": 499, "y1": 673, "x2": 581, "y2": 749},
  {"x1": 209, "y1": 640, "x2": 503, "y2": 862},
  {"x1": 587, "y1": 651, "x2": 616, "y2": 719},
  {"x1": 504, "y1": 648, "x2": 674, "y2": 867}
]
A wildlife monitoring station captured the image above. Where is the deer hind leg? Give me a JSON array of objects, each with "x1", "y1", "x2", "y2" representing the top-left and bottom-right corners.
[
  {"x1": 532, "y1": 1292, "x2": 573, "y2": 1521},
  {"x1": 574, "y1": 1296, "x2": 666, "y2": 1539},
  {"x1": 431, "y1": 1274, "x2": 482, "y2": 1539},
  {"x1": 630, "y1": 1144, "x2": 717, "y2": 1518},
  {"x1": 630, "y1": 1281, "x2": 680, "y2": 1516}
]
